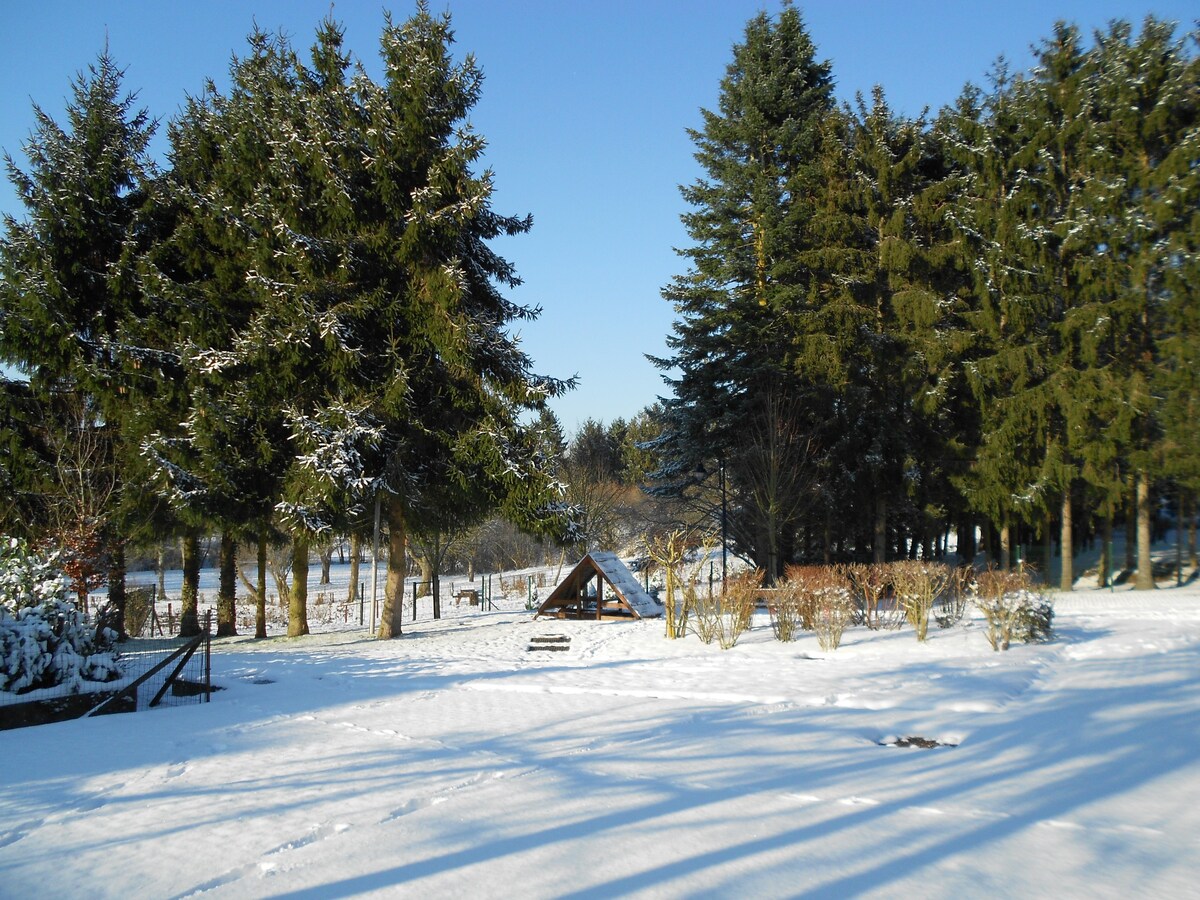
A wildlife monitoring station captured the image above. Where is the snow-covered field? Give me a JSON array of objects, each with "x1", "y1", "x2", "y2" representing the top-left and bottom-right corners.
[{"x1": 2, "y1": 568, "x2": 1198, "y2": 898}]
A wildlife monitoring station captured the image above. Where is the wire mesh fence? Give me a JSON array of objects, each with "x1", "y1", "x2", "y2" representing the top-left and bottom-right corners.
[{"x1": 0, "y1": 605, "x2": 212, "y2": 731}]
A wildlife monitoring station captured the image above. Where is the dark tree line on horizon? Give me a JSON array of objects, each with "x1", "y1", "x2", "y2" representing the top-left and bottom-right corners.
[{"x1": 649, "y1": 6, "x2": 1199, "y2": 589}]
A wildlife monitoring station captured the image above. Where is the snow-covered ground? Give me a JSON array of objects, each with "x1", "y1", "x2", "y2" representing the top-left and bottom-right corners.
[{"x1": 2, "y1": 566, "x2": 1198, "y2": 898}]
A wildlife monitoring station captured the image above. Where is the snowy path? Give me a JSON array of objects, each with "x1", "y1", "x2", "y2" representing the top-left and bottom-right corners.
[{"x1": 1, "y1": 584, "x2": 1198, "y2": 898}]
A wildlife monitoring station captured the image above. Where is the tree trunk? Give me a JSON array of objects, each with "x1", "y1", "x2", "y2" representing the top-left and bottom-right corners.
[
  {"x1": 217, "y1": 532, "x2": 238, "y2": 637},
  {"x1": 999, "y1": 520, "x2": 1012, "y2": 571},
  {"x1": 288, "y1": 536, "x2": 310, "y2": 636},
  {"x1": 180, "y1": 531, "x2": 202, "y2": 637},
  {"x1": 107, "y1": 542, "x2": 128, "y2": 640},
  {"x1": 347, "y1": 532, "x2": 361, "y2": 607},
  {"x1": 873, "y1": 496, "x2": 887, "y2": 564},
  {"x1": 433, "y1": 534, "x2": 444, "y2": 620},
  {"x1": 1188, "y1": 493, "x2": 1197, "y2": 568},
  {"x1": 1177, "y1": 486, "x2": 1185, "y2": 586},
  {"x1": 1125, "y1": 475, "x2": 1136, "y2": 572},
  {"x1": 1135, "y1": 470, "x2": 1156, "y2": 590},
  {"x1": 156, "y1": 542, "x2": 166, "y2": 606},
  {"x1": 378, "y1": 496, "x2": 407, "y2": 638},
  {"x1": 319, "y1": 545, "x2": 333, "y2": 584},
  {"x1": 417, "y1": 552, "x2": 434, "y2": 595},
  {"x1": 1060, "y1": 491, "x2": 1073, "y2": 592},
  {"x1": 255, "y1": 534, "x2": 268, "y2": 639},
  {"x1": 1099, "y1": 514, "x2": 1113, "y2": 589}
]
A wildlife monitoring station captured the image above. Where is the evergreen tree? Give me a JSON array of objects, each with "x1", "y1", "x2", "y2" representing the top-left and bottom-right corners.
[
  {"x1": 0, "y1": 50, "x2": 158, "y2": 619},
  {"x1": 1087, "y1": 18, "x2": 1200, "y2": 588},
  {"x1": 137, "y1": 27, "x2": 301, "y2": 635},
  {"x1": 143, "y1": 8, "x2": 574, "y2": 638},
  {"x1": 942, "y1": 63, "x2": 1063, "y2": 569},
  {"x1": 652, "y1": 3, "x2": 834, "y2": 579},
  {"x1": 806, "y1": 88, "x2": 969, "y2": 563}
]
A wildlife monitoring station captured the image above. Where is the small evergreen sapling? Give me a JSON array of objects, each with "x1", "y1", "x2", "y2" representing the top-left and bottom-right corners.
[{"x1": 0, "y1": 537, "x2": 120, "y2": 693}]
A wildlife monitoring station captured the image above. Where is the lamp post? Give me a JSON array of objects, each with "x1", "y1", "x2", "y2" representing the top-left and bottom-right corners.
[{"x1": 720, "y1": 459, "x2": 727, "y2": 585}]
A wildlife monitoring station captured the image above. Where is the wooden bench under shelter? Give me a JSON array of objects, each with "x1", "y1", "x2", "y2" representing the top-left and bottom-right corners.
[{"x1": 534, "y1": 552, "x2": 664, "y2": 621}]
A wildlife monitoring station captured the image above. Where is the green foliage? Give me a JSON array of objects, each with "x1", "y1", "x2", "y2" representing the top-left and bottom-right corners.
[
  {"x1": 0, "y1": 537, "x2": 119, "y2": 694},
  {"x1": 0, "y1": 536, "x2": 62, "y2": 610}
]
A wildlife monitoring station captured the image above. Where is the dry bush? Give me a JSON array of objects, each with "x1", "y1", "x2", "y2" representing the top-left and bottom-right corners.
[
  {"x1": 123, "y1": 586, "x2": 156, "y2": 638},
  {"x1": 783, "y1": 566, "x2": 826, "y2": 630},
  {"x1": 974, "y1": 566, "x2": 1054, "y2": 650},
  {"x1": 691, "y1": 570, "x2": 759, "y2": 649},
  {"x1": 309, "y1": 590, "x2": 355, "y2": 626},
  {"x1": 646, "y1": 532, "x2": 716, "y2": 639},
  {"x1": 811, "y1": 576, "x2": 855, "y2": 652},
  {"x1": 718, "y1": 571, "x2": 758, "y2": 649},
  {"x1": 777, "y1": 565, "x2": 855, "y2": 650},
  {"x1": 890, "y1": 560, "x2": 951, "y2": 642},
  {"x1": 935, "y1": 566, "x2": 975, "y2": 629},
  {"x1": 847, "y1": 563, "x2": 901, "y2": 630},
  {"x1": 768, "y1": 579, "x2": 804, "y2": 642}
]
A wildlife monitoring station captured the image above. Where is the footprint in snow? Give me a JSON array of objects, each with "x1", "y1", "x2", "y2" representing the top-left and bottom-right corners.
[
  {"x1": 839, "y1": 796, "x2": 880, "y2": 807},
  {"x1": 264, "y1": 822, "x2": 352, "y2": 856}
]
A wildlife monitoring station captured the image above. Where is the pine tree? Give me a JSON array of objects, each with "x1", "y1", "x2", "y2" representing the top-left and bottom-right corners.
[
  {"x1": 805, "y1": 88, "x2": 969, "y2": 563},
  {"x1": 142, "y1": 8, "x2": 574, "y2": 639},
  {"x1": 0, "y1": 50, "x2": 158, "y2": 619},
  {"x1": 136, "y1": 27, "x2": 302, "y2": 635},
  {"x1": 1087, "y1": 18, "x2": 1200, "y2": 589},
  {"x1": 942, "y1": 61, "x2": 1070, "y2": 569},
  {"x1": 652, "y1": 4, "x2": 835, "y2": 579}
]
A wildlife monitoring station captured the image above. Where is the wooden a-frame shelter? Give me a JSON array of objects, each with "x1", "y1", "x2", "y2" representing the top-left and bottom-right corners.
[{"x1": 535, "y1": 552, "x2": 663, "y2": 620}]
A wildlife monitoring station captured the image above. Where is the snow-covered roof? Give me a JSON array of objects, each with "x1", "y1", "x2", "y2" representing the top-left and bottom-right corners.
[
  {"x1": 535, "y1": 551, "x2": 664, "y2": 620},
  {"x1": 586, "y1": 552, "x2": 663, "y2": 618}
]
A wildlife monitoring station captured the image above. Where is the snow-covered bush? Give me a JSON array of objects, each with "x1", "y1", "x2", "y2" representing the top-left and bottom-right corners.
[
  {"x1": 974, "y1": 567, "x2": 1054, "y2": 651},
  {"x1": 0, "y1": 599, "x2": 120, "y2": 693},
  {"x1": 0, "y1": 536, "x2": 63, "y2": 610},
  {"x1": 0, "y1": 537, "x2": 120, "y2": 694}
]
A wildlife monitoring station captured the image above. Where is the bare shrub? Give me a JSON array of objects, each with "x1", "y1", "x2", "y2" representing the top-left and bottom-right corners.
[
  {"x1": 783, "y1": 566, "x2": 826, "y2": 630},
  {"x1": 775, "y1": 566, "x2": 855, "y2": 650},
  {"x1": 691, "y1": 570, "x2": 758, "y2": 649},
  {"x1": 768, "y1": 579, "x2": 804, "y2": 642},
  {"x1": 123, "y1": 586, "x2": 156, "y2": 638},
  {"x1": 890, "y1": 561, "x2": 950, "y2": 642},
  {"x1": 974, "y1": 566, "x2": 1054, "y2": 650},
  {"x1": 847, "y1": 563, "x2": 900, "y2": 630},
  {"x1": 646, "y1": 532, "x2": 715, "y2": 639},
  {"x1": 811, "y1": 572, "x2": 855, "y2": 652},
  {"x1": 935, "y1": 566, "x2": 975, "y2": 629},
  {"x1": 690, "y1": 590, "x2": 719, "y2": 645}
]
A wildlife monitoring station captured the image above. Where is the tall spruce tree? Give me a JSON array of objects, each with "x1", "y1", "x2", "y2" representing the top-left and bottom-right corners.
[
  {"x1": 652, "y1": 4, "x2": 835, "y2": 579},
  {"x1": 144, "y1": 8, "x2": 574, "y2": 639},
  {"x1": 806, "y1": 89, "x2": 968, "y2": 562},
  {"x1": 137, "y1": 26, "x2": 302, "y2": 635},
  {"x1": 0, "y1": 50, "x2": 157, "y2": 618},
  {"x1": 942, "y1": 64, "x2": 1060, "y2": 569},
  {"x1": 1087, "y1": 18, "x2": 1199, "y2": 588}
]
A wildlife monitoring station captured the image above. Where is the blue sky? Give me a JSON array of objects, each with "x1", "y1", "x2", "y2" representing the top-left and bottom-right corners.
[{"x1": 2, "y1": 1, "x2": 1195, "y2": 434}]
